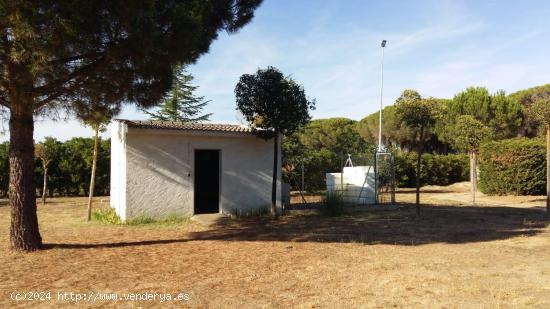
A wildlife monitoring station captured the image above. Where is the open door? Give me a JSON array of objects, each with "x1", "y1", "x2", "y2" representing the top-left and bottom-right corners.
[{"x1": 194, "y1": 150, "x2": 220, "y2": 214}]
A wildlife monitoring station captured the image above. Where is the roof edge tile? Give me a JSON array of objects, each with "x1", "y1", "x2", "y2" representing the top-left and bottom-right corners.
[{"x1": 115, "y1": 119, "x2": 252, "y2": 133}]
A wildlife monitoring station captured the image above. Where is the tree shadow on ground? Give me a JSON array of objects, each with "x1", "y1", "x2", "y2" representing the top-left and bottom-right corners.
[
  {"x1": 187, "y1": 203, "x2": 549, "y2": 245},
  {"x1": 43, "y1": 203, "x2": 549, "y2": 250},
  {"x1": 398, "y1": 189, "x2": 459, "y2": 194},
  {"x1": 527, "y1": 198, "x2": 548, "y2": 203},
  {"x1": 44, "y1": 239, "x2": 190, "y2": 250}
]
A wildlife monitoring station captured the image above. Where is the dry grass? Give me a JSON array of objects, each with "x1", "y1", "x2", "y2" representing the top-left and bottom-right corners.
[{"x1": 1, "y1": 190, "x2": 550, "y2": 308}]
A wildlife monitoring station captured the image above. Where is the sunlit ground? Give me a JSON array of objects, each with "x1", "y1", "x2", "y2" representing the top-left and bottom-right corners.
[{"x1": 1, "y1": 186, "x2": 549, "y2": 308}]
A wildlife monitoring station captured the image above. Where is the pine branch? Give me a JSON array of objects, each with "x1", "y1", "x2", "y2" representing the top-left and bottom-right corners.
[
  {"x1": 145, "y1": 66, "x2": 211, "y2": 122},
  {"x1": 33, "y1": 57, "x2": 105, "y2": 98},
  {"x1": 48, "y1": 52, "x2": 103, "y2": 65}
]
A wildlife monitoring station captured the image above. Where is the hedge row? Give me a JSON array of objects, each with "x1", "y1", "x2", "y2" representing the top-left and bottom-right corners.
[
  {"x1": 287, "y1": 137, "x2": 546, "y2": 195},
  {"x1": 478, "y1": 138, "x2": 546, "y2": 195},
  {"x1": 395, "y1": 153, "x2": 469, "y2": 188}
]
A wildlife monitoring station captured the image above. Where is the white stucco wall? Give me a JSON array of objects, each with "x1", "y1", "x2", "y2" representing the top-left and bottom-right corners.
[
  {"x1": 110, "y1": 121, "x2": 127, "y2": 220},
  {"x1": 110, "y1": 124, "x2": 282, "y2": 221}
]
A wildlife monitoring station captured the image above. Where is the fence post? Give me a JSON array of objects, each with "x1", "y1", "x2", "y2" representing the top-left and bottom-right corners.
[{"x1": 374, "y1": 152, "x2": 378, "y2": 204}]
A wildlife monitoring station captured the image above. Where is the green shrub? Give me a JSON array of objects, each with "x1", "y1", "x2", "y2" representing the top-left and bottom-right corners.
[
  {"x1": 92, "y1": 207, "x2": 121, "y2": 224},
  {"x1": 395, "y1": 152, "x2": 469, "y2": 187},
  {"x1": 479, "y1": 138, "x2": 546, "y2": 195},
  {"x1": 322, "y1": 191, "x2": 345, "y2": 217}
]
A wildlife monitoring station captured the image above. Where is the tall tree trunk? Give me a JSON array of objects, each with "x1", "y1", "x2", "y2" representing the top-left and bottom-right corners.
[
  {"x1": 9, "y1": 103, "x2": 42, "y2": 251},
  {"x1": 271, "y1": 134, "x2": 279, "y2": 216},
  {"x1": 415, "y1": 126, "x2": 424, "y2": 216},
  {"x1": 42, "y1": 167, "x2": 48, "y2": 205},
  {"x1": 87, "y1": 126, "x2": 100, "y2": 221},
  {"x1": 547, "y1": 126, "x2": 550, "y2": 215}
]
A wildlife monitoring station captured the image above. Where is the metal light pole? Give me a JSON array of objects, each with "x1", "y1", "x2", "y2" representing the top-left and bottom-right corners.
[{"x1": 378, "y1": 39, "x2": 387, "y2": 152}]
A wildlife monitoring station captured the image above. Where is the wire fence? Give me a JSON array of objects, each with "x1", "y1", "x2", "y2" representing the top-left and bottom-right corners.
[
  {"x1": 375, "y1": 152, "x2": 396, "y2": 205},
  {"x1": 286, "y1": 151, "x2": 396, "y2": 208}
]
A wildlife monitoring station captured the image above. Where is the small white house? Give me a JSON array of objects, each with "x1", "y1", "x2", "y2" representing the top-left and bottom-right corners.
[{"x1": 110, "y1": 119, "x2": 282, "y2": 221}]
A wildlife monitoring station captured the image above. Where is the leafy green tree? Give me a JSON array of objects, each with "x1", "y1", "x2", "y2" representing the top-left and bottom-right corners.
[
  {"x1": 448, "y1": 87, "x2": 492, "y2": 123},
  {"x1": 509, "y1": 84, "x2": 550, "y2": 105},
  {"x1": 146, "y1": 66, "x2": 212, "y2": 122},
  {"x1": 395, "y1": 90, "x2": 441, "y2": 215},
  {"x1": 59, "y1": 138, "x2": 93, "y2": 196},
  {"x1": 489, "y1": 90, "x2": 522, "y2": 139},
  {"x1": 281, "y1": 137, "x2": 340, "y2": 192},
  {"x1": 510, "y1": 84, "x2": 550, "y2": 137},
  {"x1": 358, "y1": 103, "x2": 450, "y2": 154},
  {"x1": 235, "y1": 66, "x2": 315, "y2": 215},
  {"x1": 34, "y1": 138, "x2": 59, "y2": 205},
  {"x1": 34, "y1": 137, "x2": 110, "y2": 197},
  {"x1": 443, "y1": 87, "x2": 522, "y2": 140},
  {"x1": 450, "y1": 115, "x2": 492, "y2": 205},
  {"x1": 357, "y1": 106, "x2": 415, "y2": 150},
  {"x1": 74, "y1": 101, "x2": 119, "y2": 221},
  {"x1": 299, "y1": 118, "x2": 366, "y2": 155},
  {"x1": 281, "y1": 129, "x2": 308, "y2": 191},
  {"x1": 33, "y1": 139, "x2": 62, "y2": 197},
  {"x1": 282, "y1": 118, "x2": 372, "y2": 192},
  {"x1": 526, "y1": 98, "x2": 550, "y2": 214},
  {"x1": 1, "y1": 0, "x2": 262, "y2": 251}
]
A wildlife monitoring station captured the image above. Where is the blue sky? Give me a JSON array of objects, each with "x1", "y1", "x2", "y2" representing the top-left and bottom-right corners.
[{"x1": 3, "y1": 0, "x2": 550, "y2": 141}]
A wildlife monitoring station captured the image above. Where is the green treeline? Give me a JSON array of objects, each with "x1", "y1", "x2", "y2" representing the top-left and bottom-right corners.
[
  {"x1": 283, "y1": 84, "x2": 550, "y2": 192},
  {"x1": 1, "y1": 84, "x2": 548, "y2": 196},
  {"x1": 0, "y1": 138, "x2": 110, "y2": 198}
]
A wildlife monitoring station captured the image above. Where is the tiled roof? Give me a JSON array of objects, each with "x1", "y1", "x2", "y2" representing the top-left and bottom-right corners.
[{"x1": 117, "y1": 119, "x2": 252, "y2": 133}]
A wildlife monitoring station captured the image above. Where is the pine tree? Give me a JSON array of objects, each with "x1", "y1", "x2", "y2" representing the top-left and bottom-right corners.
[
  {"x1": 1, "y1": 1, "x2": 262, "y2": 251},
  {"x1": 146, "y1": 67, "x2": 212, "y2": 122}
]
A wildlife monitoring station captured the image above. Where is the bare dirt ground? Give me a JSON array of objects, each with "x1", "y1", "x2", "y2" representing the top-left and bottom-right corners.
[
  {"x1": 418, "y1": 182, "x2": 548, "y2": 208},
  {"x1": 1, "y1": 188, "x2": 550, "y2": 308}
]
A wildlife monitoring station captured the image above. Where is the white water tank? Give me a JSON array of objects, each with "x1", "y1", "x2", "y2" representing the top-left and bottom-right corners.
[{"x1": 326, "y1": 166, "x2": 375, "y2": 204}]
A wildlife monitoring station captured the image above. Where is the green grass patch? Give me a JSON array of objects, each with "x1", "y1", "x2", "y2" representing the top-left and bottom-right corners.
[
  {"x1": 92, "y1": 207, "x2": 121, "y2": 225},
  {"x1": 92, "y1": 208, "x2": 189, "y2": 226},
  {"x1": 125, "y1": 214, "x2": 190, "y2": 226}
]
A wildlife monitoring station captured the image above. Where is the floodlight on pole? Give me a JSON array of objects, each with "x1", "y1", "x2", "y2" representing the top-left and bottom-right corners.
[{"x1": 378, "y1": 40, "x2": 387, "y2": 152}]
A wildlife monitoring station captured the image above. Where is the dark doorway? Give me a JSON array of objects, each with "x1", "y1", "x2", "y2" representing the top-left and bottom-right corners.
[{"x1": 194, "y1": 150, "x2": 220, "y2": 214}]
